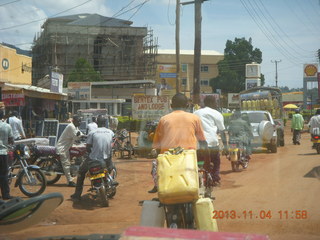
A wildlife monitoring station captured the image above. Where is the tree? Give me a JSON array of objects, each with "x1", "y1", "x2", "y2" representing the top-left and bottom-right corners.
[
  {"x1": 211, "y1": 37, "x2": 264, "y2": 93},
  {"x1": 67, "y1": 58, "x2": 101, "y2": 86}
]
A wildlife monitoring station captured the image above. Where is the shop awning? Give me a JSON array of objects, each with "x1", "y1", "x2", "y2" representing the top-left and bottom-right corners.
[{"x1": 0, "y1": 83, "x2": 68, "y2": 101}]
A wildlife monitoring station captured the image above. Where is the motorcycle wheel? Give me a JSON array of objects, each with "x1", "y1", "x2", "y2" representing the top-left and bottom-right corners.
[
  {"x1": 37, "y1": 158, "x2": 62, "y2": 185},
  {"x1": 316, "y1": 145, "x2": 320, "y2": 154},
  {"x1": 99, "y1": 186, "x2": 109, "y2": 207},
  {"x1": 184, "y1": 203, "x2": 195, "y2": 229},
  {"x1": 107, "y1": 186, "x2": 117, "y2": 198},
  {"x1": 18, "y1": 168, "x2": 47, "y2": 197}
]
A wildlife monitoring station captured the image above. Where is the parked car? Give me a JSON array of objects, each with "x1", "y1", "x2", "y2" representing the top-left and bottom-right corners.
[{"x1": 241, "y1": 110, "x2": 278, "y2": 153}]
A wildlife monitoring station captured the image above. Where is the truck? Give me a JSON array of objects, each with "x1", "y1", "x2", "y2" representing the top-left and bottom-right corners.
[{"x1": 239, "y1": 86, "x2": 285, "y2": 148}]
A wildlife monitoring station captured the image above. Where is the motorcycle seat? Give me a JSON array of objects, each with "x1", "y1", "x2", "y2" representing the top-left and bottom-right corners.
[{"x1": 35, "y1": 145, "x2": 57, "y2": 156}]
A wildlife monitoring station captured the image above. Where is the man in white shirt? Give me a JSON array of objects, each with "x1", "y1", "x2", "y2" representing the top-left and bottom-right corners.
[
  {"x1": 86, "y1": 116, "x2": 98, "y2": 135},
  {"x1": 8, "y1": 111, "x2": 26, "y2": 140},
  {"x1": 56, "y1": 115, "x2": 83, "y2": 187},
  {"x1": 71, "y1": 115, "x2": 115, "y2": 201},
  {"x1": 194, "y1": 95, "x2": 227, "y2": 189}
]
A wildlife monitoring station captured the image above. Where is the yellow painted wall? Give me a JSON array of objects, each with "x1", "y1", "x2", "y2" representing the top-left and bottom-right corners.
[
  {"x1": 0, "y1": 44, "x2": 32, "y2": 85},
  {"x1": 156, "y1": 51, "x2": 224, "y2": 94}
]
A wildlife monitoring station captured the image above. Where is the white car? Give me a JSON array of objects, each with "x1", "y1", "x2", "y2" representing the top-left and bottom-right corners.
[{"x1": 241, "y1": 110, "x2": 278, "y2": 153}]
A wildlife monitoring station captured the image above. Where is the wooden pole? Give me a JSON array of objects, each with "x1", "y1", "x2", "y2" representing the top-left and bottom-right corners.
[
  {"x1": 176, "y1": 0, "x2": 180, "y2": 93},
  {"x1": 193, "y1": 0, "x2": 202, "y2": 104}
]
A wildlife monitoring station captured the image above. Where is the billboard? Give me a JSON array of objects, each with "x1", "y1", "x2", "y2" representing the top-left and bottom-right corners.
[
  {"x1": 132, "y1": 95, "x2": 171, "y2": 120},
  {"x1": 2, "y1": 91, "x2": 25, "y2": 107},
  {"x1": 245, "y1": 78, "x2": 261, "y2": 90},
  {"x1": 68, "y1": 82, "x2": 91, "y2": 100},
  {"x1": 157, "y1": 64, "x2": 177, "y2": 95},
  {"x1": 228, "y1": 93, "x2": 240, "y2": 108},
  {"x1": 50, "y1": 71, "x2": 63, "y2": 93}
]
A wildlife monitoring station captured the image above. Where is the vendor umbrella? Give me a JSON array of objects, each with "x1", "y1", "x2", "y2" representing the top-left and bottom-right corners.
[{"x1": 283, "y1": 103, "x2": 299, "y2": 109}]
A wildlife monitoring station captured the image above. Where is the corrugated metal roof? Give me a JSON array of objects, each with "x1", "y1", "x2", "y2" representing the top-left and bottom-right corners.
[
  {"x1": 50, "y1": 13, "x2": 133, "y2": 27},
  {"x1": 91, "y1": 80, "x2": 155, "y2": 86},
  {"x1": 158, "y1": 49, "x2": 223, "y2": 56},
  {"x1": 1, "y1": 83, "x2": 67, "y2": 96}
]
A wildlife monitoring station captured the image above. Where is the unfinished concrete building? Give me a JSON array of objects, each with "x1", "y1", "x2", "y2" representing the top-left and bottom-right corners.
[{"x1": 32, "y1": 13, "x2": 157, "y2": 86}]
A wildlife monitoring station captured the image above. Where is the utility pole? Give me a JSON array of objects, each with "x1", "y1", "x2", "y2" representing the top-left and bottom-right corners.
[
  {"x1": 271, "y1": 60, "x2": 281, "y2": 87},
  {"x1": 181, "y1": 0, "x2": 208, "y2": 104},
  {"x1": 176, "y1": 0, "x2": 180, "y2": 93}
]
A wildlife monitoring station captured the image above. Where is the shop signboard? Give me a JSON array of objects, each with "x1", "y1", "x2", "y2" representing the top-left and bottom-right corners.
[
  {"x1": 68, "y1": 82, "x2": 91, "y2": 100},
  {"x1": 50, "y1": 71, "x2": 63, "y2": 93},
  {"x1": 132, "y1": 95, "x2": 170, "y2": 120},
  {"x1": 2, "y1": 91, "x2": 25, "y2": 106},
  {"x1": 228, "y1": 93, "x2": 240, "y2": 108}
]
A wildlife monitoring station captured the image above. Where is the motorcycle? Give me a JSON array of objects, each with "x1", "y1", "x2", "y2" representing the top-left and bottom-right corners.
[
  {"x1": 86, "y1": 160, "x2": 118, "y2": 207},
  {"x1": 112, "y1": 129, "x2": 134, "y2": 159},
  {"x1": 227, "y1": 139, "x2": 249, "y2": 172},
  {"x1": 8, "y1": 144, "x2": 47, "y2": 197},
  {"x1": 310, "y1": 127, "x2": 320, "y2": 154},
  {"x1": 35, "y1": 144, "x2": 87, "y2": 185}
]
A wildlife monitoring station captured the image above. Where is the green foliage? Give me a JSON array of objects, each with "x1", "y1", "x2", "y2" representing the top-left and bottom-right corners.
[
  {"x1": 117, "y1": 116, "x2": 149, "y2": 132},
  {"x1": 67, "y1": 58, "x2": 101, "y2": 86},
  {"x1": 211, "y1": 37, "x2": 264, "y2": 93}
]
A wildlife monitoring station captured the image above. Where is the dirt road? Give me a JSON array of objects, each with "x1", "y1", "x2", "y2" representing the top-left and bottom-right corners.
[{"x1": 3, "y1": 123, "x2": 320, "y2": 240}]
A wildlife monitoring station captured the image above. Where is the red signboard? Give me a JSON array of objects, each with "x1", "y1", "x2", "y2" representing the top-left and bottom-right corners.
[{"x1": 2, "y1": 92, "x2": 25, "y2": 106}]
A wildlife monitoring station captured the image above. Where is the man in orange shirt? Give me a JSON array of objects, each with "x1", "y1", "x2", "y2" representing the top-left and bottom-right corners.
[{"x1": 148, "y1": 93, "x2": 207, "y2": 193}]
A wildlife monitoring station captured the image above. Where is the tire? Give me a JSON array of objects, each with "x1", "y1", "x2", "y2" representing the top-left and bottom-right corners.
[
  {"x1": 269, "y1": 143, "x2": 277, "y2": 153},
  {"x1": 99, "y1": 186, "x2": 109, "y2": 207},
  {"x1": 184, "y1": 203, "x2": 195, "y2": 229},
  {"x1": 18, "y1": 168, "x2": 47, "y2": 197},
  {"x1": 278, "y1": 129, "x2": 285, "y2": 147},
  {"x1": 37, "y1": 158, "x2": 62, "y2": 185},
  {"x1": 316, "y1": 145, "x2": 320, "y2": 154}
]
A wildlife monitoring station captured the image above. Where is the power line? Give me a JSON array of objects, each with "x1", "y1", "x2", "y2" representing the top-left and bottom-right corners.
[
  {"x1": 0, "y1": 0, "x2": 94, "y2": 31},
  {"x1": 0, "y1": 0, "x2": 21, "y2": 7},
  {"x1": 240, "y1": 0, "x2": 302, "y2": 65}
]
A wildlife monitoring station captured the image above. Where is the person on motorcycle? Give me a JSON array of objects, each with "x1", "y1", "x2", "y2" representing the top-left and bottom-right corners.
[
  {"x1": 71, "y1": 115, "x2": 115, "y2": 201},
  {"x1": 148, "y1": 93, "x2": 207, "y2": 193},
  {"x1": 308, "y1": 109, "x2": 320, "y2": 148},
  {"x1": 56, "y1": 115, "x2": 83, "y2": 187},
  {"x1": 193, "y1": 95, "x2": 227, "y2": 187},
  {"x1": 228, "y1": 109, "x2": 253, "y2": 159}
]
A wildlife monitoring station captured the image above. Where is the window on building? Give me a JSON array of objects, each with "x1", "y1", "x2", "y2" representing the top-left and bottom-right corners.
[
  {"x1": 181, "y1": 64, "x2": 188, "y2": 72},
  {"x1": 90, "y1": 102, "x2": 97, "y2": 109},
  {"x1": 181, "y1": 78, "x2": 187, "y2": 86},
  {"x1": 201, "y1": 79, "x2": 209, "y2": 86},
  {"x1": 201, "y1": 65, "x2": 209, "y2": 72}
]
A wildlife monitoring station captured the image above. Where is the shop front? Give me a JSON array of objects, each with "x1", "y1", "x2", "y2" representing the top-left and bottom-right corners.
[{"x1": 0, "y1": 82, "x2": 67, "y2": 137}]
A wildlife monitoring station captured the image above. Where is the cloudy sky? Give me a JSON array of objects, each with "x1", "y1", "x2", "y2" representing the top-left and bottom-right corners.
[{"x1": 0, "y1": 0, "x2": 319, "y2": 89}]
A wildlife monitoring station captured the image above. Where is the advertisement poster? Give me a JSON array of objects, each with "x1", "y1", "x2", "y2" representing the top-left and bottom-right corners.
[
  {"x1": 157, "y1": 64, "x2": 177, "y2": 96},
  {"x1": 132, "y1": 95, "x2": 171, "y2": 120},
  {"x1": 68, "y1": 82, "x2": 91, "y2": 100},
  {"x1": 228, "y1": 93, "x2": 240, "y2": 108},
  {"x1": 246, "y1": 79, "x2": 260, "y2": 90},
  {"x1": 50, "y1": 71, "x2": 64, "y2": 93},
  {"x1": 2, "y1": 91, "x2": 25, "y2": 106}
]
